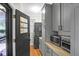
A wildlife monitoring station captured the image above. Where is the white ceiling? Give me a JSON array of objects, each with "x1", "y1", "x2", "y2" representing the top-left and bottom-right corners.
[
  {"x1": 20, "y1": 3, "x2": 44, "y2": 13},
  {"x1": 10, "y1": 3, "x2": 44, "y2": 22}
]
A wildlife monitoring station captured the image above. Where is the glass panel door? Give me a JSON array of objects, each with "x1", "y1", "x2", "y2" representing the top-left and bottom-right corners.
[{"x1": 0, "y1": 4, "x2": 6, "y2": 56}]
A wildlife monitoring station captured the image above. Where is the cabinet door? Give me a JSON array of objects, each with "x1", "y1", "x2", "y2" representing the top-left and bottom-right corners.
[
  {"x1": 53, "y1": 52, "x2": 59, "y2": 56},
  {"x1": 52, "y1": 3, "x2": 60, "y2": 31},
  {"x1": 45, "y1": 45, "x2": 49, "y2": 56},
  {"x1": 39, "y1": 39, "x2": 42, "y2": 54},
  {"x1": 50, "y1": 48, "x2": 53, "y2": 56},
  {"x1": 42, "y1": 41, "x2": 46, "y2": 56},
  {"x1": 39, "y1": 39, "x2": 46, "y2": 56},
  {"x1": 45, "y1": 45, "x2": 52, "y2": 56},
  {"x1": 61, "y1": 4, "x2": 74, "y2": 32},
  {"x1": 48, "y1": 48, "x2": 53, "y2": 56}
]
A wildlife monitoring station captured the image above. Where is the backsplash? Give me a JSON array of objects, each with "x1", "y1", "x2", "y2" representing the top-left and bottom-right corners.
[{"x1": 58, "y1": 31, "x2": 71, "y2": 37}]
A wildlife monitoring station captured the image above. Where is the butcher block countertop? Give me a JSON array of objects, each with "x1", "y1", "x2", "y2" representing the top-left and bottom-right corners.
[{"x1": 45, "y1": 41, "x2": 70, "y2": 56}]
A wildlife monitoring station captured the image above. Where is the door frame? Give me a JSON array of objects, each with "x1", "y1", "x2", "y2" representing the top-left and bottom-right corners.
[{"x1": 0, "y1": 3, "x2": 13, "y2": 56}]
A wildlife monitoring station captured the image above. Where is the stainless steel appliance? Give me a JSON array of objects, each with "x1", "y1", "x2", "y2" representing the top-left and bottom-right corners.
[
  {"x1": 50, "y1": 31, "x2": 61, "y2": 46},
  {"x1": 61, "y1": 36, "x2": 70, "y2": 52}
]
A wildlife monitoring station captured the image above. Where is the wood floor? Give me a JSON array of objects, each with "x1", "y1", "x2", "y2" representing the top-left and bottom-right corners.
[{"x1": 30, "y1": 46, "x2": 42, "y2": 56}]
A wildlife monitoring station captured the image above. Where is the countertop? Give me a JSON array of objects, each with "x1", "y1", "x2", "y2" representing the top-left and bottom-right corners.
[{"x1": 45, "y1": 41, "x2": 70, "y2": 56}]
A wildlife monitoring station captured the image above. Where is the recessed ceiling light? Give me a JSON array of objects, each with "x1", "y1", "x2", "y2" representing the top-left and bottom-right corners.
[{"x1": 30, "y1": 6, "x2": 41, "y2": 13}]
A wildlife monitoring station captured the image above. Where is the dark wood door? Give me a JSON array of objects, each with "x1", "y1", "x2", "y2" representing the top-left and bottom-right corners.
[{"x1": 15, "y1": 9, "x2": 30, "y2": 56}]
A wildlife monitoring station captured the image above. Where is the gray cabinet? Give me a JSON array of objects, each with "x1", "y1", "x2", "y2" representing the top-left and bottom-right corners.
[
  {"x1": 39, "y1": 39, "x2": 54, "y2": 56},
  {"x1": 61, "y1": 4, "x2": 74, "y2": 32},
  {"x1": 42, "y1": 4, "x2": 52, "y2": 41},
  {"x1": 45, "y1": 44, "x2": 58, "y2": 56},
  {"x1": 39, "y1": 39, "x2": 42, "y2": 53},
  {"x1": 61, "y1": 4, "x2": 75, "y2": 55},
  {"x1": 51, "y1": 50, "x2": 53, "y2": 56},
  {"x1": 45, "y1": 44, "x2": 52, "y2": 56},
  {"x1": 52, "y1": 3, "x2": 60, "y2": 31},
  {"x1": 42, "y1": 41, "x2": 46, "y2": 56},
  {"x1": 39, "y1": 38, "x2": 60, "y2": 56},
  {"x1": 53, "y1": 52, "x2": 59, "y2": 56},
  {"x1": 39, "y1": 39, "x2": 46, "y2": 56},
  {"x1": 52, "y1": 3, "x2": 74, "y2": 33}
]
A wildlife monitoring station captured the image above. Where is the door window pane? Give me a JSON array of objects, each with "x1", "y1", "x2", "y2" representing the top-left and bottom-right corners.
[
  {"x1": 20, "y1": 16, "x2": 28, "y2": 33},
  {"x1": 20, "y1": 17, "x2": 28, "y2": 23}
]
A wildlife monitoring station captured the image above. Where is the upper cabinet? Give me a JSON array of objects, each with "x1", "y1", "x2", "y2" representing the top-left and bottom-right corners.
[
  {"x1": 52, "y1": 3, "x2": 60, "y2": 31},
  {"x1": 61, "y1": 4, "x2": 74, "y2": 32},
  {"x1": 52, "y1": 3, "x2": 74, "y2": 32},
  {"x1": 42, "y1": 4, "x2": 52, "y2": 41}
]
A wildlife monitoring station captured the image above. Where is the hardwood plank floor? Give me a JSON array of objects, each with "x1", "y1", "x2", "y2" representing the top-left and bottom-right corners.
[{"x1": 30, "y1": 46, "x2": 42, "y2": 56}]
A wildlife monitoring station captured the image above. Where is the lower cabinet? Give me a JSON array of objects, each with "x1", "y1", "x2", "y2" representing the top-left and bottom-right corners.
[
  {"x1": 39, "y1": 39, "x2": 59, "y2": 56},
  {"x1": 39, "y1": 39, "x2": 46, "y2": 56},
  {"x1": 41, "y1": 41, "x2": 46, "y2": 56},
  {"x1": 53, "y1": 52, "x2": 59, "y2": 56},
  {"x1": 45, "y1": 44, "x2": 52, "y2": 56},
  {"x1": 39, "y1": 39, "x2": 42, "y2": 54},
  {"x1": 51, "y1": 50, "x2": 53, "y2": 56}
]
